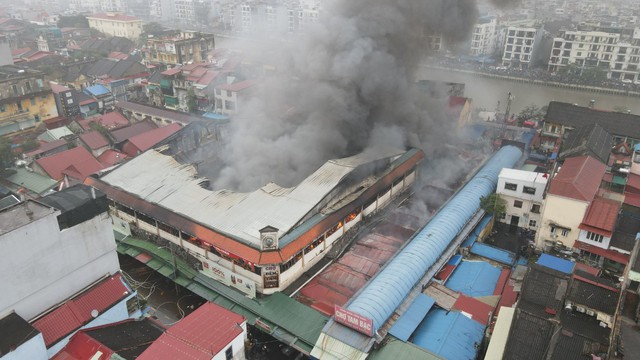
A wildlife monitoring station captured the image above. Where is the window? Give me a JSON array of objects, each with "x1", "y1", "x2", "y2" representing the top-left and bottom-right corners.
[
  {"x1": 226, "y1": 90, "x2": 232, "y2": 97},
  {"x1": 0, "y1": 104, "x2": 5, "y2": 112},
  {"x1": 225, "y1": 346, "x2": 233, "y2": 360},
  {"x1": 586, "y1": 231, "x2": 604, "y2": 243},
  {"x1": 514, "y1": 200, "x2": 523, "y2": 208},
  {"x1": 30, "y1": 98, "x2": 36, "y2": 106},
  {"x1": 504, "y1": 182, "x2": 517, "y2": 191},
  {"x1": 11, "y1": 84, "x2": 18, "y2": 95},
  {"x1": 531, "y1": 204, "x2": 541, "y2": 213},
  {"x1": 529, "y1": 220, "x2": 537, "y2": 227},
  {"x1": 550, "y1": 226, "x2": 556, "y2": 234},
  {"x1": 561, "y1": 229, "x2": 570, "y2": 237},
  {"x1": 66, "y1": 98, "x2": 73, "y2": 104},
  {"x1": 522, "y1": 186, "x2": 536, "y2": 195}
]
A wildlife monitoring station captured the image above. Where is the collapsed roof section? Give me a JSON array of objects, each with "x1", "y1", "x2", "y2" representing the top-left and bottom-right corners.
[{"x1": 94, "y1": 145, "x2": 416, "y2": 249}]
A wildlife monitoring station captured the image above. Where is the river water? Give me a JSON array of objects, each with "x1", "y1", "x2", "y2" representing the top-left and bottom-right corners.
[{"x1": 417, "y1": 67, "x2": 640, "y2": 115}]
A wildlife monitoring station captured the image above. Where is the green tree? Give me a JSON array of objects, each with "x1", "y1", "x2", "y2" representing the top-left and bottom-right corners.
[
  {"x1": 186, "y1": 88, "x2": 197, "y2": 113},
  {"x1": 581, "y1": 67, "x2": 607, "y2": 82},
  {"x1": 0, "y1": 137, "x2": 14, "y2": 170},
  {"x1": 20, "y1": 139, "x2": 39, "y2": 152},
  {"x1": 480, "y1": 193, "x2": 507, "y2": 217},
  {"x1": 57, "y1": 15, "x2": 89, "y2": 28}
]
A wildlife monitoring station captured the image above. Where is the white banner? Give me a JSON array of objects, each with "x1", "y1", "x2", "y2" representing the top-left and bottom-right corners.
[{"x1": 201, "y1": 259, "x2": 256, "y2": 298}]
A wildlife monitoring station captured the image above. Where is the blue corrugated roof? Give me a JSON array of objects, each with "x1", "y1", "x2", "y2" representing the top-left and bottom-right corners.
[
  {"x1": 84, "y1": 84, "x2": 110, "y2": 96},
  {"x1": 388, "y1": 294, "x2": 435, "y2": 341},
  {"x1": 445, "y1": 261, "x2": 502, "y2": 297},
  {"x1": 470, "y1": 242, "x2": 516, "y2": 265},
  {"x1": 345, "y1": 146, "x2": 522, "y2": 333},
  {"x1": 517, "y1": 257, "x2": 529, "y2": 266},
  {"x1": 536, "y1": 253, "x2": 575, "y2": 274},
  {"x1": 447, "y1": 254, "x2": 463, "y2": 266},
  {"x1": 461, "y1": 213, "x2": 493, "y2": 248},
  {"x1": 203, "y1": 112, "x2": 230, "y2": 120},
  {"x1": 634, "y1": 143, "x2": 640, "y2": 152},
  {"x1": 412, "y1": 309, "x2": 485, "y2": 360}
]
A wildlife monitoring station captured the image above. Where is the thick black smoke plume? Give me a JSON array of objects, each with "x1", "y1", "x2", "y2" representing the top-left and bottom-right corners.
[{"x1": 214, "y1": 0, "x2": 513, "y2": 191}]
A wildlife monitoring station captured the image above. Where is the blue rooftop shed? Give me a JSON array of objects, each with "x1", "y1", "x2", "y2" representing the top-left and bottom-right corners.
[
  {"x1": 412, "y1": 308, "x2": 485, "y2": 360},
  {"x1": 445, "y1": 260, "x2": 502, "y2": 297},
  {"x1": 345, "y1": 145, "x2": 522, "y2": 333},
  {"x1": 536, "y1": 253, "x2": 575, "y2": 274}
]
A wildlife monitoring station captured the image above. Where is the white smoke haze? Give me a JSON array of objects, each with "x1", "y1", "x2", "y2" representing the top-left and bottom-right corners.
[{"x1": 213, "y1": 0, "x2": 513, "y2": 191}]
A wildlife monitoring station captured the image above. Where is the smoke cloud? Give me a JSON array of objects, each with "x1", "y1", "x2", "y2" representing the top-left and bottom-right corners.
[{"x1": 213, "y1": 0, "x2": 508, "y2": 191}]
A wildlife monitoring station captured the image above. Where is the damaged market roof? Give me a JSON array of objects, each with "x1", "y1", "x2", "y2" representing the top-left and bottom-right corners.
[{"x1": 96, "y1": 146, "x2": 410, "y2": 248}]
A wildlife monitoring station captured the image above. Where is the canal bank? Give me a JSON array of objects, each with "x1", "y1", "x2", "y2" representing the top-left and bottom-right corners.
[{"x1": 417, "y1": 66, "x2": 640, "y2": 115}]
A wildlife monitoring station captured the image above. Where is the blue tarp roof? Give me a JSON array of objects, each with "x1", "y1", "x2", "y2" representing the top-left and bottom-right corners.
[
  {"x1": 536, "y1": 253, "x2": 575, "y2": 274},
  {"x1": 203, "y1": 112, "x2": 230, "y2": 120},
  {"x1": 412, "y1": 309, "x2": 485, "y2": 360},
  {"x1": 549, "y1": 152, "x2": 558, "y2": 160},
  {"x1": 344, "y1": 146, "x2": 522, "y2": 333},
  {"x1": 470, "y1": 242, "x2": 516, "y2": 265},
  {"x1": 445, "y1": 261, "x2": 502, "y2": 297},
  {"x1": 634, "y1": 143, "x2": 640, "y2": 152},
  {"x1": 84, "y1": 84, "x2": 110, "y2": 96},
  {"x1": 461, "y1": 214, "x2": 493, "y2": 248},
  {"x1": 388, "y1": 294, "x2": 435, "y2": 341}
]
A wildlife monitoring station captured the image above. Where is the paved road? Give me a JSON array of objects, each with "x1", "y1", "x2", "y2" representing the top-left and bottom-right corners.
[
  {"x1": 620, "y1": 316, "x2": 640, "y2": 359},
  {"x1": 119, "y1": 254, "x2": 205, "y2": 327}
]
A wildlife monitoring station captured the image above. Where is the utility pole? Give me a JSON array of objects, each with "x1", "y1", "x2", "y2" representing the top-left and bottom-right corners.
[{"x1": 501, "y1": 91, "x2": 513, "y2": 139}]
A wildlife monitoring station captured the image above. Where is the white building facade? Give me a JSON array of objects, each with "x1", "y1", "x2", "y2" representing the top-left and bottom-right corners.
[
  {"x1": 470, "y1": 16, "x2": 498, "y2": 56},
  {"x1": 496, "y1": 168, "x2": 548, "y2": 231},
  {"x1": 502, "y1": 26, "x2": 543, "y2": 68},
  {"x1": 548, "y1": 28, "x2": 640, "y2": 82}
]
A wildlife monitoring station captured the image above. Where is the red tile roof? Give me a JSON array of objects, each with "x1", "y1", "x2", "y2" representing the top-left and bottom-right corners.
[
  {"x1": 32, "y1": 274, "x2": 131, "y2": 347},
  {"x1": 161, "y1": 67, "x2": 181, "y2": 76},
  {"x1": 138, "y1": 302, "x2": 245, "y2": 360},
  {"x1": 548, "y1": 156, "x2": 606, "y2": 201},
  {"x1": 579, "y1": 197, "x2": 621, "y2": 237},
  {"x1": 50, "y1": 331, "x2": 114, "y2": 360},
  {"x1": 87, "y1": 13, "x2": 140, "y2": 22},
  {"x1": 97, "y1": 149, "x2": 128, "y2": 167},
  {"x1": 35, "y1": 147, "x2": 105, "y2": 181},
  {"x1": 11, "y1": 47, "x2": 31, "y2": 56},
  {"x1": 78, "y1": 112, "x2": 130, "y2": 131},
  {"x1": 626, "y1": 173, "x2": 640, "y2": 193},
  {"x1": 79, "y1": 131, "x2": 109, "y2": 150},
  {"x1": 25, "y1": 139, "x2": 68, "y2": 157},
  {"x1": 573, "y1": 240, "x2": 630, "y2": 265},
  {"x1": 624, "y1": 192, "x2": 640, "y2": 208},
  {"x1": 122, "y1": 123, "x2": 181, "y2": 157}
]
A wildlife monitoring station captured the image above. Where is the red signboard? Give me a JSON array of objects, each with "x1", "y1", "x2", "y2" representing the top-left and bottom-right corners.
[{"x1": 334, "y1": 305, "x2": 374, "y2": 337}]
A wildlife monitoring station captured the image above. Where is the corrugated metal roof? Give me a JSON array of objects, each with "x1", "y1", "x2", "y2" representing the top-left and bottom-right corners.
[
  {"x1": 412, "y1": 309, "x2": 485, "y2": 360},
  {"x1": 536, "y1": 253, "x2": 575, "y2": 274},
  {"x1": 548, "y1": 156, "x2": 605, "y2": 201},
  {"x1": 344, "y1": 146, "x2": 522, "y2": 332},
  {"x1": 32, "y1": 274, "x2": 130, "y2": 347},
  {"x1": 35, "y1": 147, "x2": 105, "y2": 181},
  {"x1": 367, "y1": 339, "x2": 443, "y2": 360},
  {"x1": 461, "y1": 214, "x2": 492, "y2": 248},
  {"x1": 84, "y1": 84, "x2": 111, "y2": 97},
  {"x1": 470, "y1": 242, "x2": 516, "y2": 265},
  {"x1": 445, "y1": 260, "x2": 502, "y2": 297},
  {"x1": 4, "y1": 167, "x2": 58, "y2": 195},
  {"x1": 388, "y1": 294, "x2": 435, "y2": 341},
  {"x1": 138, "y1": 302, "x2": 245, "y2": 360},
  {"x1": 100, "y1": 146, "x2": 406, "y2": 247}
]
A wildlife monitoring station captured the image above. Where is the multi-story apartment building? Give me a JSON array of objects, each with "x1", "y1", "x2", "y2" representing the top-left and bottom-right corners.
[
  {"x1": 143, "y1": 31, "x2": 215, "y2": 66},
  {"x1": 470, "y1": 16, "x2": 498, "y2": 57},
  {"x1": 220, "y1": 1, "x2": 320, "y2": 35},
  {"x1": 87, "y1": 13, "x2": 144, "y2": 41},
  {"x1": 99, "y1": 0, "x2": 128, "y2": 13},
  {"x1": 174, "y1": 0, "x2": 196, "y2": 23},
  {"x1": 0, "y1": 65, "x2": 58, "y2": 137},
  {"x1": 50, "y1": 82, "x2": 80, "y2": 119},
  {"x1": 502, "y1": 26, "x2": 544, "y2": 68},
  {"x1": 496, "y1": 168, "x2": 548, "y2": 232},
  {"x1": 548, "y1": 27, "x2": 640, "y2": 83}
]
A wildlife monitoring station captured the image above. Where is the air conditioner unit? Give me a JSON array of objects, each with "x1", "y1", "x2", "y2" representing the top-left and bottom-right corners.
[
  {"x1": 599, "y1": 321, "x2": 608, "y2": 328},
  {"x1": 586, "y1": 310, "x2": 595, "y2": 316},
  {"x1": 576, "y1": 306, "x2": 586, "y2": 313}
]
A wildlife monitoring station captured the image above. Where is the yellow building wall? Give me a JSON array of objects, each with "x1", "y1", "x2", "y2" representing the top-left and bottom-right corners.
[
  {"x1": 1, "y1": 93, "x2": 58, "y2": 121},
  {"x1": 535, "y1": 194, "x2": 588, "y2": 248},
  {"x1": 88, "y1": 18, "x2": 142, "y2": 40}
]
